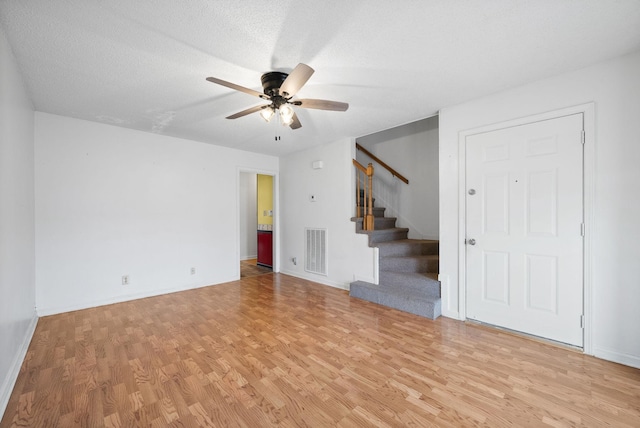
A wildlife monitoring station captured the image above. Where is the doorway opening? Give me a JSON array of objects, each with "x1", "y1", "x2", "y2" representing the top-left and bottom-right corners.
[{"x1": 239, "y1": 171, "x2": 276, "y2": 278}]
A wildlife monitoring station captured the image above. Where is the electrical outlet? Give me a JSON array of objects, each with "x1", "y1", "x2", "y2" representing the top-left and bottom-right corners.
[
  {"x1": 190, "y1": 267, "x2": 196, "y2": 275},
  {"x1": 292, "y1": 257, "x2": 297, "y2": 265},
  {"x1": 122, "y1": 275, "x2": 129, "y2": 285}
]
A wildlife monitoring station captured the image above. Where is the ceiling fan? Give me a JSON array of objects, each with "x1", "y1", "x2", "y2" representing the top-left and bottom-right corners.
[{"x1": 206, "y1": 63, "x2": 348, "y2": 130}]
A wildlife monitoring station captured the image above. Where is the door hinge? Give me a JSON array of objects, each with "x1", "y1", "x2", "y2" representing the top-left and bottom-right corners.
[
  {"x1": 580, "y1": 315, "x2": 585, "y2": 328},
  {"x1": 581, "y1": 130, "x2": 585, "y2": 145},
  {"x1": 581, "y1": 223, "x2": 585, "y2": 236}
]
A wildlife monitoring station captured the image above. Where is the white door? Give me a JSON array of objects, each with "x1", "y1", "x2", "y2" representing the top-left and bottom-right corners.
[{"x1": 465, "y1": 114, "x2": 584, "y2": 347}]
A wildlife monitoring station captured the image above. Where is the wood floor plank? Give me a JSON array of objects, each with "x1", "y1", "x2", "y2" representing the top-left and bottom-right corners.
[{"x1": 2, "y1": 273, "x2": 640, "y2": 427}]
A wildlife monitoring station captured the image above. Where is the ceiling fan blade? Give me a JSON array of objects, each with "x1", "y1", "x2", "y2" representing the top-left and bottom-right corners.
[
  {"x1": 294, "y1": 99, "x2": 349, "y2": 111},
  {"x1": 226, "y1": 104, "x2": 268, "y2": 119},
  {"x1": 280, "y1": 63, "x2": 314, "y2": 97},
  {"x1": 206, "y1": 77, "x2": 268, "y2": 99},
  {"x1": 289, "y1": 112, "x2": 302, "y2": 130}
]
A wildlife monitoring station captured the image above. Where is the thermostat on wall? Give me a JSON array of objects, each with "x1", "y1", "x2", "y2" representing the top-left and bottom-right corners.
[{"x1": 312, "y1": 160, "x2": 323, "y2": 169}]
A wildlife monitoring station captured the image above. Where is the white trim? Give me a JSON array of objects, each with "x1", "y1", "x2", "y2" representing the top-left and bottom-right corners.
[
  {"x1": 0, "y1": 315, "x2": 38, "y2": 419},
  {"x1": 594, "y1": 347, "x2": 640, "y2": 370},
  {"x1": 372, "y1": 247, "x2": 379, "y2": 285},
  {"x1": 439, "y1": 273, "x2": 461, "y2": 319},
  {"x1": 457, "y1": 103, "x2": 595, "y2": 353},
  {"x1": 582, "y1": 105, "x2": 595, "y2": 356},
  {"x1": 280, "y1": 270, "x2": 350, "y2": 291},
  {"x1": 36, "y1": 279, "x2": 235, "y2": 316}
]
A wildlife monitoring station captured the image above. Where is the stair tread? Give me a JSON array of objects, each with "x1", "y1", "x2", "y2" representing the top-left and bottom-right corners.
[
  {"x1": 379, "y1": 271, "x2": 439, "y2": 281},
  {"x1": 359, "y1": 227, "x2": 409, "y2": 234},
  {"x1": 376, "y1": 239, "x2": 439, "y2": 246},
  {"x1": 351, "y1": 216, "x2": 397, "y2": 222},
  {"x1": 382, "y1": 254, "x2": 439, "y2": 260}
]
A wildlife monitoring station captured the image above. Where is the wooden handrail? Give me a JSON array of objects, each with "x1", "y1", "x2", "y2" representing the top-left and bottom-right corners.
[
  {"x1": 355, "y1": 143, "x2": 409, "y2": 184},
  {"x1": 352, "y1": 159, "x2": 367, "y2": 173}
]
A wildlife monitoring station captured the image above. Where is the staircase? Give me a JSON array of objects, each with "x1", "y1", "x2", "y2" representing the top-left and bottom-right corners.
[{"x1": 349, "y1": 194, "x2": 441, "y2": 320}]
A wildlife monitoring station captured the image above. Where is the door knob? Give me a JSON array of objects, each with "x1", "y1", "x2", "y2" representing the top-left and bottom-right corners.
[{"x1": 467, "y1": 239, "x2": 476, "y2": 245}]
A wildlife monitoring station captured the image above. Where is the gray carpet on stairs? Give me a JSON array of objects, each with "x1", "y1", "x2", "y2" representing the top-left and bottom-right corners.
[
  {"x1": 350, "y1": 205, "x2": 441, "y2": 319},
  {"x1": 350, "y1": 280, "x2": 442, "y2": 319}
]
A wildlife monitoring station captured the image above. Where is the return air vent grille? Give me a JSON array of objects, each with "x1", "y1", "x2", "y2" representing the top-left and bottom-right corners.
[{"x1": 305, "y1": 228, "x2": 327, "y2": 275}]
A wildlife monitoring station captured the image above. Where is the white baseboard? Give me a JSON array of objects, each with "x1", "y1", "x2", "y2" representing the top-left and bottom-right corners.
[
  {"x1": 36, "y1": 278, "x2": 237, "y2": 317},
  {"x1": 279, "y1": 270, "x2": 350, "y2": 291},
  {"x1": 0, "y1": 314, "x2": 38, "y2": 420},
  {"x1": 441, "y1": 309, "x2": 462, "y2": 320},
  {"x1": 240, "y1": 255, "x2": 257, "y2": 261},
  {"x1": 594, "y1": 347, "x2": 640, "y2": 369}
]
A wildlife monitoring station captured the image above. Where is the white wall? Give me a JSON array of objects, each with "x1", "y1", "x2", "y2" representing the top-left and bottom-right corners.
[
  {"x1": 280, "y1": 138, "x2": 375, "y2": 288},
  {"x1": 439, "y1": 50, "x2": 640, "y2": 368},
  {"x1": 239, "y1": 172, "x2": 257, "y2": 259},
  {"x1": 357, "y1": 115, "x2": 439, "y2": 239},
  {"x1": 35, "y1": 113, "x2": 278, "y2": 315},
  {"x1": 0, "y1": 26, "x2": 37, "y2": 418}
]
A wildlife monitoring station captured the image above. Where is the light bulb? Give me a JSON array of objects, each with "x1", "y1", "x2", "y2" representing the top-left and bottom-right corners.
[
  {"x1": 260, "y1": 106, "x2": 274, "y2": 122},
  {"x1": 279, "y1": 104, "x2": 294, "y2": 123}
]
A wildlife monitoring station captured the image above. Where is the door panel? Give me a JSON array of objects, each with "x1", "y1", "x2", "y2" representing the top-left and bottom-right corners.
[{"x1": 466, "y1": 114, "x2": 584, "y2": 347}]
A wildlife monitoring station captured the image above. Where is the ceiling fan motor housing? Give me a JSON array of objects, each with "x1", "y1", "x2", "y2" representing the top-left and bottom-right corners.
[{"x1": 261, "y1": 71, "x2": 288, "y2": 97}]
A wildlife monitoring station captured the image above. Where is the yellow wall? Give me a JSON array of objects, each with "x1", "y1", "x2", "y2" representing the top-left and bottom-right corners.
[{"x1": 257, "y1": 174, "x2": 273, "y2": 225}]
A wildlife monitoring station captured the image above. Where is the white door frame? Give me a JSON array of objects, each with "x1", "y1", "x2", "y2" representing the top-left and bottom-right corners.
[
  {"x1": 236, "y1": 167, "x2": 280, "y2": 278},
  {"x1": 457, "y1": 103, "x2": 595, "y2": 354}
]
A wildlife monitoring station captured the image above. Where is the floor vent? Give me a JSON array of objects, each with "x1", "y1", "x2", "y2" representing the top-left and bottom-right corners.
[{"x1": 305, "y1": 228, "x2": 327, "y2": 275}]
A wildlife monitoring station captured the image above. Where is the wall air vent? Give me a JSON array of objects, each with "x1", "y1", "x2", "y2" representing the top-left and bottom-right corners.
[{"x1": 305, "y1": 228, "x2": 327, "y2": 275}]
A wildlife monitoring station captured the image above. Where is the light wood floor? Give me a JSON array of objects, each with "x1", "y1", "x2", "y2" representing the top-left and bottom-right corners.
[
  {"x1": 240, "y1": 259, "x2": 272, "y2": 278},
  {"x1": 2, "y1": 274, "x2": 639, "y2": 427}
]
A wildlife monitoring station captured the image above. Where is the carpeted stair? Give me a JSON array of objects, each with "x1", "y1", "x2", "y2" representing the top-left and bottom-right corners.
[{"x1": 350, "y1": 194, "x2": 441, "y2": 319}]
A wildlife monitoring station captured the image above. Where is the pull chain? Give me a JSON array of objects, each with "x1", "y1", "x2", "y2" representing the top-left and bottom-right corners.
[{"x1": 274, "y1": 110, "x2": 281, "y2": 141}]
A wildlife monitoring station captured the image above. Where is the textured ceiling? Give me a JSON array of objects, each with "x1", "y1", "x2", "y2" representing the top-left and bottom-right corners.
[{"x1": 2, "y1": 1, "x2": 640, "y2": 157}]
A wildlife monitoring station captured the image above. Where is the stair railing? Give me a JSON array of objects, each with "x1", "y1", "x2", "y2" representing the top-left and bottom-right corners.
[
  {"x1": 355, "y1": 143, "x2": 409, "y2": 184},
  {"x1": 353, "y1": 159, "x2": 375, "y2": 231}
]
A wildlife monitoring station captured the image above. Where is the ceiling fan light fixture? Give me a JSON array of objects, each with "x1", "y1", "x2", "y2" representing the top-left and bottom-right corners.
[{"x1": 260, "y1": 106, "x2": 275, "y2": 122}]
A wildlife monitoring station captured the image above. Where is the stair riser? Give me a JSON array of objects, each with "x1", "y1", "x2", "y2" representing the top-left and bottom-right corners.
[
  {"x1": 368, "y1": 230, "x2": 408, "y2": 244},
  {"x1": 354, "y1": 217, "x2": 397, "y2": 231},
  {"x1": 377, "y1": 242, "x2": 439, "y2": 257},
  {"x1": 378, "y1": 273, "x2": 441, "y2": 298},
  {"x1": 357, "y1": 197, "x2": 375, "y2": 207},
  {"x1": 350, "y1": 284, "x2": 441, "y2": 320},
  {"x1": 380, "y1": 257, "x2": 439, "y2": 273},
  {"x1": 356, "y1": 206, "x2": 386, "y2": 218}
]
